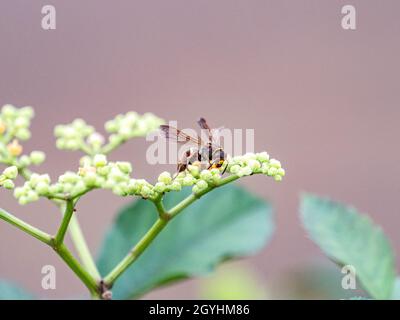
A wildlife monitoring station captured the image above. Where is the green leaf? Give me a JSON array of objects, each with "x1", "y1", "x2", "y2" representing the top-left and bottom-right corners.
[
  {"x1": 300, "y1": 194, "x2": 396, "y2": 300},
  {"x1": 0, "y1": 280, "x2": 34, "y2": 300},
  {"x1": 97, "y1": 184, "x2": 274, "y2": 299}
]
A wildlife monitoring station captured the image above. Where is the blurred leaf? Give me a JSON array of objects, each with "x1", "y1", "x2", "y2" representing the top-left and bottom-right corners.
[
  {"x1": 98, "y1": 184, "x2": 274, "y2": 299},
  {"x1": 199, "y1": 264, "x2": 268, "y2": 299},
  {"x1": 300, "y1": 194, "x2": 396, "y2": 300},
  {"x1": 391, "y1": 277, "x2": 400, "y2": 300},
  {"x1": 0, "y1": 280, "x2": 34, "y2": 300},
  {"x1": 275, "y1": 262, "x2": 366, "y2": 299}
]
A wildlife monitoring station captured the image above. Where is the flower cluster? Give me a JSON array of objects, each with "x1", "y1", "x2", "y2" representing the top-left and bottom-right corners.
[
  {"x1": 11, "y1": 151, "x2": 285, "y2": 205},
  {"x1": 54, "y1": 119, "x2": 96, "y2": 152},
  {"x1": 54, "y1": 112, "x2": 164, "y2": 155},
  {"x1": 126, "y1": 152, "x2": 285, "y2": 199},
  {"x1": 104, "y1": 111, "x2": 164, "y2": 147},
  {"x1": 0, "y1": 104, "x2": 34, "y2": 142},
  {"x1": 0, "y1": 104, "x2": 46, "y2": 170},
  {"x1": 228, "y1": 152, "x2": 285, "y2": 181},
  {"x1": 0, "y1": 166, "x2": 18, "y2": 189},
  {"x1": 0, "y1": 104, "x2": 36, "y2": 161},
  {"x1": 13, "y1": 154, "x2": 133, "y2": 204}
]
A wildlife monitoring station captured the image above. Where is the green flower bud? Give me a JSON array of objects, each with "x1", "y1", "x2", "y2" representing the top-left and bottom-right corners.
[
  {"x1": 18, "y1": 196, "x2": 28, "y2": 205},
  {"x1": 229, "y1": 165, "x2": 241, "y2": 174},
  {"x1": 196, "y1": 180, "x2": 208, "y2": 191},
  {"x1": 83, "y1": 172, "x2": 97, "y2": 187},
  {"x1": 269, "y1": 159, "x2": 281, "y2": 169},
  {"x1": 192, "y1": 185, "x2": 200, "y2": 194},
  {"x1": 19, "y1": 155, "x2": 31, "y2": 167},
  {"x1": 26, "y1": 190, "x2": 39, "y2": 202},
  {"x1": 182, "y1": 175, "x2": 195, "y2": 186},
  {"x1": 30, "y1": 151, "x2": 46, "y2": 165},
  {"x1": 247, "y1": 159, "x2": 261, "y2": 171},
  {"x1": 3, "y1": 166, "x2": 18, "y2": 179},
  {"x1": 65, "y1": 139, "x2": 80, "y2": 150},
  {"x1": 237, "y1": 166, "x2": 253, "y2": 177},
  {"x1": 96, "y1": 166, "x2": 110, "y2": 176},
  {"x1": 116, "y1": 162, "x2": 132, "y2": 174},
  {"x1": 168, "y1": 181, "x2": 182, "y2": 191},
  {"x1": 200, "y1": 170, "x2": 212, "y2": 181},
  {"x1": 79, "y1": 156, "x2": 92, "y2": 167},
  {"x1": 112, "y1": 185, "x2": 127, "y2": 197},
  {"x1": 35, "y1": 181, "x2": 49, "y2": 195},
  {"x1": 187, "y1": 165, "x2": 200, "y2": 177},
  {"x1": 56, "y1": 139, "x2": 66, "y2": 149},
  {"x1": 14, "y1": 187, "x2": 24, "y2": 198},
  {"x1": 87, "y1": 132, "x2": 104, "y2": 147},
  {"x1": 154, "y1": 182, "x2": 166, "y2": 193},
  {"x1": 93, "y1": 154, "x2": 107, "y2": 167},
  {"x1": 3, "y1": 179, "x2": 15, "y2": 189},
  {"x1": 14, "y1": 117, "x2": 29, "y2": 128},
  {"x1": 59, "y1": 172, "x2": 79, "y2": 184},
  {"x1": 274, "y1": 175, "x2": 283, "y2": 182},
  {"x1": 19, "y1": 106, "x2": 34, "y2": 118},
  {"x1": 62, "y1": 183, "x2": 74, "y2": 193},
  {"x1": 256, "y1": 152, "x2": 270, "y2": 162},
  {"x1": 49, "y1": 183, "x2": 63, "y2": 194},
  {"x1": 105, "y1": 120, "x2": 118, "y2": 133},
  {"x1": 277, "y1": 168, "x2": 285, "y2": 177},
  {"x1": 158, "y1": 172, "x2": 172, "y2": 184},
  {"x1": 267, "y1": 167, "x2": 278, "y2": 176},
  {"x1": 140, "y1": 186, "x2": 151, "y2": 198},
  {"x1": 2, "y1": 104, "x2": 16, "y2": 117},
  {"x1": 15, "y1": 128, "x2": 31, "y2": 140}
]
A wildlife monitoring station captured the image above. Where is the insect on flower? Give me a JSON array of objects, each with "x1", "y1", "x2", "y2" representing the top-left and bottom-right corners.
[{"x1": 159, "y1": 118, "x2": 228, "y2": 176}]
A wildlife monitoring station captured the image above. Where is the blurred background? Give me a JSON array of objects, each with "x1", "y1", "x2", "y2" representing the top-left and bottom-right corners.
[{"x1": 0, "y1": 0, "x2": 399, "y2": 299}]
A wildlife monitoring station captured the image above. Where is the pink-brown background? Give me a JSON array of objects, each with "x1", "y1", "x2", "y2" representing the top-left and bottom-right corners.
[{"x1": 0, "y1": 0, "x2": 399, "y2": 298}]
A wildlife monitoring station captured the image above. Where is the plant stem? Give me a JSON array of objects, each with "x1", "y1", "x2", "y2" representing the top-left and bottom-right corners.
[
  {"x1": 104, "y1": 218, "x2": 167, "y2": 286},
  {"x1": 54, "y1": 243, "x2": 100, "y2": 298},
  {"x1": 0, "y1": 207, "x2": 99, "y2": 297},
  {"x1": 54, "y1": 199, "x2": 74, "y2": 246},
  {"x1": 68, "y1": 214, "x2": 101, "y2": 280},
  {"x1": 103, "y1": 174, "x2": 240, "y2": 287},
  {"x1": 0, "y1": 208, "x2": 52, "y2": 245},
  {"x1": 20, "y1": 165, "x2": 101, "y2": 281}
]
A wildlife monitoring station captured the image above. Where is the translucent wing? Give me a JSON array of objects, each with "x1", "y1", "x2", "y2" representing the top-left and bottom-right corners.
[
  {"x1": 197, "y1": 117, "x2": 222, "y2": 146},
  {"x1": 159, "y1": 125, "x2": 202, "y2": 145}
]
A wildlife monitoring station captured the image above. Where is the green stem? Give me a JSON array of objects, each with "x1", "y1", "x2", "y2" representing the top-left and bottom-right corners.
[
  {"x1": 54, "y1": 243, "x2": 100, "y2": 298},
  {"x1": 104, "y1": 174, "x2": 240, "y2": 287},
  {"x1": 0, "y1": 208, "x2": 52, "y2": 245},
  {"x1": 0, "y1": 207, "x2": 99, "y2": 297},
  {"x1": 68, "y1": 214, "x2": 101, "y2": 280},
  {"x1": 54, "y1": 200, "x2": 74, "y2": 246},
  {"x1": 104, "y1": 218, "x2": 167, "y2": 286}
]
